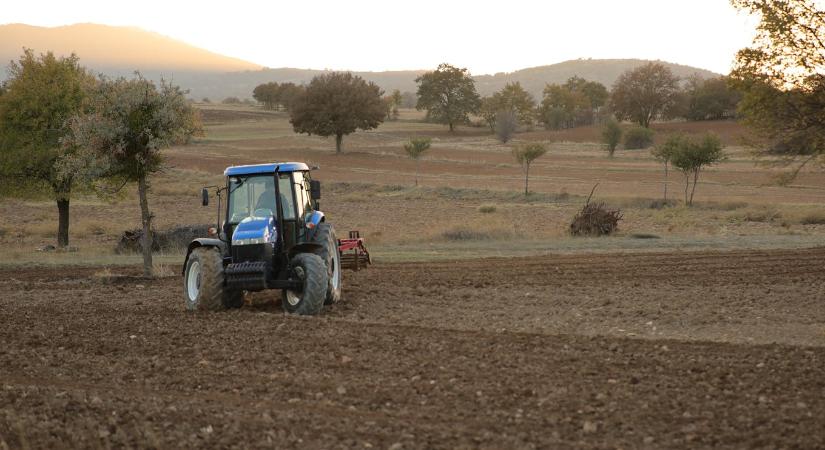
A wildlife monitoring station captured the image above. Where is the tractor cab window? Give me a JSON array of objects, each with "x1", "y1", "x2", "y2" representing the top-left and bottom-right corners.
[
  {"x1": 278, "y1": 174, "x2": 296, "y2": 220},
  {"x1": 293, "y1": 171, "x2": 313, "y2": 218},
  {"x1": 228, "y1": 175, "x2": 276, "y2": 224}
]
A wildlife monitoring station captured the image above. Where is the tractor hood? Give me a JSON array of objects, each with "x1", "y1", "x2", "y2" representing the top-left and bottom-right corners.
[{"x1": 232, "y1": 215, "x2": 276, "y2": 246}]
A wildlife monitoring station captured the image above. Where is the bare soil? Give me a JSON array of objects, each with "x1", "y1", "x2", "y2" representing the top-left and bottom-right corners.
[{"x1": 2, "y1": 248, "x2": 824, "y2": 448}]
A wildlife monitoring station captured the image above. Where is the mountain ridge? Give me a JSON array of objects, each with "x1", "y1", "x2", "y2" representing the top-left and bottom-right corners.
[{"x1": 0, "y1": 23, "x2": 721, "y2": 100}]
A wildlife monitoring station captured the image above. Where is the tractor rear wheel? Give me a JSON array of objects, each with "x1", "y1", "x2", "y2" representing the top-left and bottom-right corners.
[
  {"x1": 183, "y1": 247, "x2": 242, "y2": 311},
  {"x1": 313, "y1": 223, "x2": 343, "y2": 305},
  {"x1": 282, "y1": 253, "x2": 327, "y2": 315}
]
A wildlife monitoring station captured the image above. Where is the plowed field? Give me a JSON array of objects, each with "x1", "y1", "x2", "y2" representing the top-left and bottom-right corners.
[{"x1": 2, "y1": 248, "x2": 825, "y2": 448}]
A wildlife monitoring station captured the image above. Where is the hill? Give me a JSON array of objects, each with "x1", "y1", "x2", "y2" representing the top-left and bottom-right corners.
[
  {"x1": 0, "y1": 23, "x2": 261, "y2": 73},
  {"x1": 0, "y1": 23, "x2": 720, "y2": 101}
]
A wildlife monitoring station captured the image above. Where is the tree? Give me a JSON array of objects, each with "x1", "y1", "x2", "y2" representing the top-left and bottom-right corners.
[
  {"x1": 252, "y1": 82, "x2": 280, "y2": 110},
  {"x1": 538, "y1": 77, "x2": 605, "y2": 130},
  {"x1": 415, "y1": 63, "x2": 481, "y2": 132},
  {"x1": 512, "y1": 143, "x2": 547, "y2": 195},
  {"x1": 65, "y1": 75, "x2": 201, "y2": 276},
  {"x1": 669, "y1": 134, "x2": 726, "y2": 206},
  {"x1": 400, "y1": 91, "x2": 417, "y2": 108},
  {"x1": 729, "y1": 0, "x2": 825, "y2": 181},
  {"x1": 610, "y1": 63, "x2": 680, "y2": 128},
  {"x1": 601, "y1": 119, "x2": 622, "y2": 157},
  {"x1": 403, "y1": 138, "x2": 431, "y2": 186},
  {"x1": 492, "y1": 82, "x2": 535, "y2": 127},
  {"x1": 683, "y1": 76, "x2": 741, "y2": 121},
  {"x1": 479, "y1": 96, "x2": 499, "y2": 132},
  {"x1": 0, "y1": 49, "x2": 95, "y2": 248},
  {"x1": 651, "y1": 134, "x2": 686, "y2": 201},
  {"x1": 390, "y1": 89, "x2": 402, "y2": 120},
  {"x1": 495, "y1": 110, "x2": 518, "y2": 143},
  {"x1": 277, "y1": 83, "x2": 304, "y2": 112},
  {"x1": 290, "y1": 72, "x2": 385, "y2": 153}
]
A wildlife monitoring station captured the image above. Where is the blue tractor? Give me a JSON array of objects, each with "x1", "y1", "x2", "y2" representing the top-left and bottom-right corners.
[{"x1": 182, "y1": 162, "x2": 369, "y2": 315}]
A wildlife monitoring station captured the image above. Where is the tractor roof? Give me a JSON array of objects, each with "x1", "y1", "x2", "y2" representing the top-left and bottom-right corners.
[{"x1": 224, "y1": 162, "x2": 310, "y2": 176}]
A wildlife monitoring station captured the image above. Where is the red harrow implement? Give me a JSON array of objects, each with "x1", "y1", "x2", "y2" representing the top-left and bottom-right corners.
[{"x1": 338, "y1": 231, "x2": 372, "y2": 271}]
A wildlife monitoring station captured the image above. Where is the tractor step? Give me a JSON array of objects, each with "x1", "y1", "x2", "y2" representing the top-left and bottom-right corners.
[{"x1": 338, "y1": 230, "x2": 371, "y2": 271}]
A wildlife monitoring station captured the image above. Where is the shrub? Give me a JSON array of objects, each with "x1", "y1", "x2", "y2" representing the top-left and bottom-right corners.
[
  {"x1": 495, "y1": 110, "x2": 518, "y2": 143},
  {"x1": 799, "y1": 211, "x2": 825, "y2": 225},
  {"x1": 623, "y1": 126, "x2": 654, "y2": 149},
  {"x1": 601, "y1": 119, "x2": 623, "y2": 156},
  {"x1": 442, "y1": 228, "x2": 491, "y2": 241},
  {"x1": 570, "y1": 202, "x2": 623, "y2": 236},
  {"x1": 478, "y1": 204, "x2": 497, "y2": 213}
]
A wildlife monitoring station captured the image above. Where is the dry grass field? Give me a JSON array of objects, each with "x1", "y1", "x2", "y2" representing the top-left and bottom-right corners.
[{"x1": 2, "y1": 104, "x2": 824, "y2": 264}]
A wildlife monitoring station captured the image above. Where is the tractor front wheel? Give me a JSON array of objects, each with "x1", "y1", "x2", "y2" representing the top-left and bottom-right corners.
[
  {"x1": 282, "y1": 253, "x2": 327, "y2": 315},
  {"x1": 183, "y1": 247, "x2": 242, "y2": 311}
]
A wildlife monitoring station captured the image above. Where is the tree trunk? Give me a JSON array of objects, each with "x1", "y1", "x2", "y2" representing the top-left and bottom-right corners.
[
  {"x1": 689, "y1": 169, "x2": 701, "y2": 206},
  {"x1": 449, "y1": 121, "x2": 454, "y2": 132},
  {"x1": 335, "y1": 134, "x2": 343, "y2": 154},
  {"x1": 524, "y1": 164, "x2": 530, "y2": 195},
  {"x1": 138, "y1": 175, "x2": 154, "y2": 277},
  {"x1": 663, "y1": 162, "x2": 668, "y2": 201},
  {"x1": 684, "y1": 172, "x2": 691, "y2": 206},
  {"x1": 415, "y1": 158, "x2": 419, "y2": 186},
  {"x1": 56, "y1": 198, "x2": 70, "y2": 248}
]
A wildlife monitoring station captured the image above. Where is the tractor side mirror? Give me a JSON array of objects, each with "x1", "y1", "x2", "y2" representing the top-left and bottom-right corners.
[
  {"x1": 310, "y1": 180, "x2": 321, "y2": 200},
  {"x1": 201, "y1": 188, "x2": 209, "y2": 206}
]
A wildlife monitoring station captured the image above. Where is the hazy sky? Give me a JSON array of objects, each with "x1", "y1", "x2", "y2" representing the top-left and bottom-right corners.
[{"x1": 5, "y1": 0, "x2": 761, "y2": 75}]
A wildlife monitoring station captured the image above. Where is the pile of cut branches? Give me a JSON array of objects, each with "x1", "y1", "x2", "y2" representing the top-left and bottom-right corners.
[{"x1": 570, "y1": 185, "x2": 623, "y2": 236}]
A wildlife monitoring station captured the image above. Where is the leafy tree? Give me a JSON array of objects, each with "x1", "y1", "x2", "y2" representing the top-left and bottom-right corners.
[
  {"x1": 479, "y1": 96, "x2": 499, "y2": 132},
  {"x1": 729, "y1": 0, "x2": 825, "y2": 181},
  {"x1": 610, "y1": 63, "x2": 680, "y2": 128},
  {"x1": 253, "y1": 82, "x2": 280, "y2": 110},
  {"x1": 415, "y1": 63, "x2": 481, "y2": 132},
  {"x1": 400, "y1": 91, "x2": 417, "y2": 108},
  {"x1": 222, "y1": 96, "x2": 242, "y2": 104},
  {"x1": 601, "y1": 119, "x2": 622, "y2": 157},
  {"x1": 495, "y1": 110, "x2": 518, "y2": 143},
  {"x1": 623, "y1": 126, "x2": 655, "y2": 149},
  {"x1": 0, "y1": 49, "x2": 95, "y2": 247},
  {"x1": 683, "y1": 76, "x2": 741, "y2": 121},
  {"x1": 65, "y1": 75, "x2": 202, "y2": 276},
  {"x1": 277, "y1": 82, "x2": 304, "y2": 112},
  {"x1": 390, "y1": 89, "x2": 402, "y2": 120},
  {"x1": 651, "y1": 134, "x2": 687, "y2": 201},
  {"x1": 491, "y1": 82, "x2": 535, "y2": 127},
  {"x1": 512, "y1": 143, "x2": 547, "y2": 195},
  {"x1": 538, "y1": 77, "x2": 605, "y2": 129},
  {"x1": 669, "y1": 133, "x2": 726, "y2": 205},
  {"x1": 290, "y1": 72, "x2": 385, "y2": 153},
  {"x1": 403, "y1": 138, "x2": 431, "y2": 186}
]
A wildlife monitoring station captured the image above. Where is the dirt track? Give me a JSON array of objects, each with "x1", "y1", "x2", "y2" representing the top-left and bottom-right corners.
[{"x1": 2, "y1": 248, "x2": 825, "y2": 448}]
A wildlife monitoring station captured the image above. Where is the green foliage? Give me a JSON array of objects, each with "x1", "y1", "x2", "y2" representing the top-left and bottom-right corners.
[
  {"x1": 512, "y1": 143, "x2": 548, "y2": 194},
  {"x1": 403, "y1": 138, "x2": 431, "y2": 186},
  {"x1": 730, "y1": 0, "x2": 825, "y2": 181},
  {"x1": 601, "y1": 119, "x2": 622, "y2": 157},
  {"x1": 539, "y1": 77, "x2": 607, "y2": 130},
  {"x1": 682, "y1": 76, "x2": 741, "y2": 121},
  {"x1": 290, "y1": 72, "x2": 385, "y2": 153},
  {"x1": 222, "y1": 96, "x2": 242, "y2": 104},
  {"x1": 65, "y1": 74, "x2": 201, "y2": 276},
  {"x1": 489, "y1": 82, "x2": 535, "y2": 127},
  {"x1": 668, "y1": 133, "x2": 726, "y2": 205},
  {"x1": 651, "y1": 133, "x2": 688, "y2": 201},
  {"x1": 0, "y1": 49, "x2": 95, "y2": 246},
  {"x1": 415, "y1": 63, "x2": 481, "y2": 132},
  {"x1": 623, "y1": 126, "x2": 654, "y2": 150},
  {"x1": 610, "y1": 63, "x2": 680, "y2": 128},
  {"x1": 403, "y1": 138, "x2": 431, "y2": 160}
]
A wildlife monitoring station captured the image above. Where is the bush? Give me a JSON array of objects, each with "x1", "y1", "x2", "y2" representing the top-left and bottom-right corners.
[
  {"x1": 221, "y1": 96, "x2": 242, "y2": 104},
  {"x1": 570, "y1": 202, "x2": 623, "y2": 236},
  {"x1": 601, "y1": 119, "x2": 622, "y2": 157},
  {"x1": 799, "y1": 211, "x2": 825, "y2": 225},
  {"x1": 478, "y1": 204, "x2": 497, "y2": 213},
  {"x1": 442, "y1": 228, "x2": 491, "y2": 241},
  {"x1": 623, "y1": 126, "x2": 654, "y2": 149},
  {"x1": 495, "y1": 110, "x2": 518, "y2": 143}
]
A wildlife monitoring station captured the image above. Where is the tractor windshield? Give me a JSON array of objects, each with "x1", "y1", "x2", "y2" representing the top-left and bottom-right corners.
[{"x1": 227, "y1": 174, "x2": 295, "y2": 224}]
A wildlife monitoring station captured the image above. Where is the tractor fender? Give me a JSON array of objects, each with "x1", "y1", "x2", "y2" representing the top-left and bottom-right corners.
[
  {"x1": 304, "y1": 211, "x2": 325, "y2": 242},
  {"x1": 182, "y1": 238, "x2": 227, "y2": 275}
]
